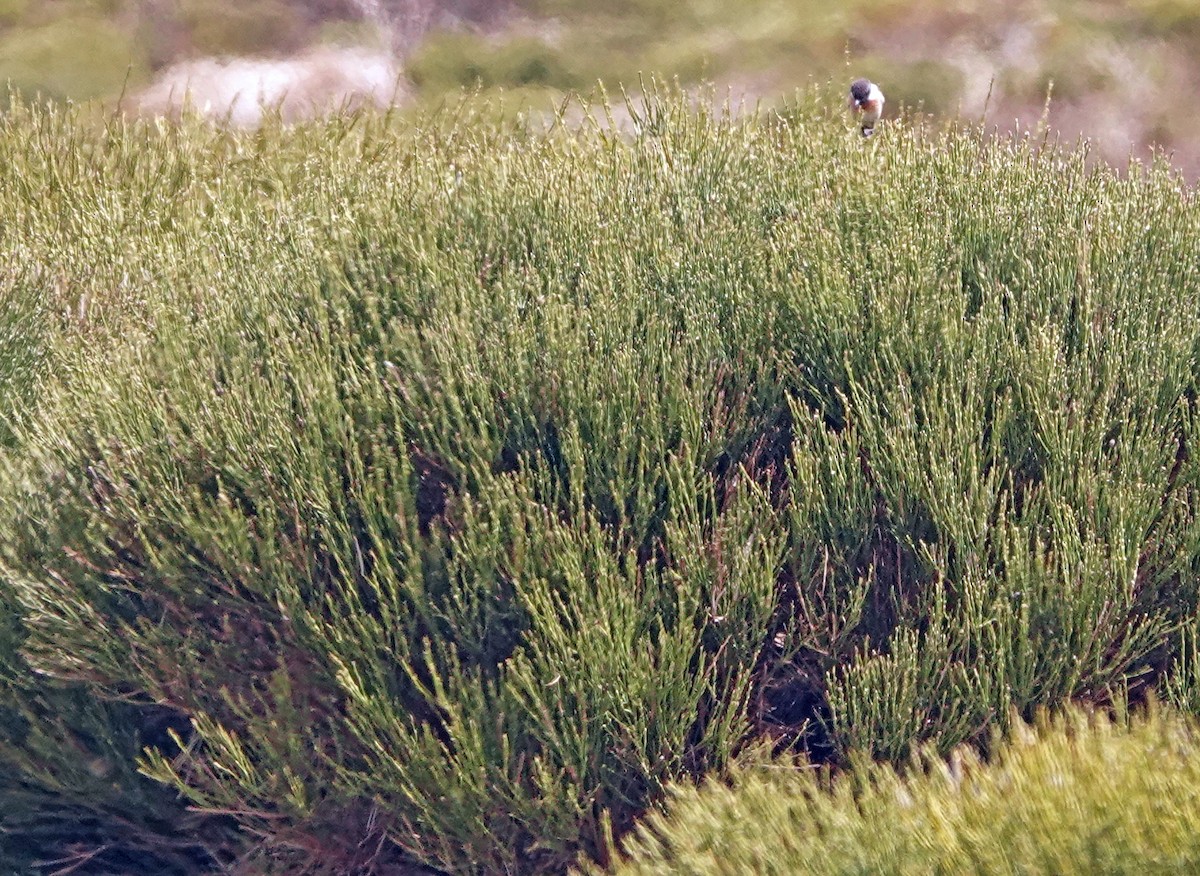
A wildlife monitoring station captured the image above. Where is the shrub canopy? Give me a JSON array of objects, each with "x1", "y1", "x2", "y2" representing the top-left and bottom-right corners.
[
  {"x1": 603, "y1": 705, "x2": 1200, "y2": 876},
  {"x1": 0, "y1": 87, "x2": 1199, "y2": 873}
]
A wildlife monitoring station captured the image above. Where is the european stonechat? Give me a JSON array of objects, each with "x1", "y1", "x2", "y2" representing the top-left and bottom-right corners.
[{"x1": 848, "y1": 78, "x2": 884, "y2": 136}]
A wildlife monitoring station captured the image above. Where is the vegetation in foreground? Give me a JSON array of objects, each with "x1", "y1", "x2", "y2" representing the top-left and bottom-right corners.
[
  {"x1": 0, "y1": 86, "x2": 1199, "y2": 873},
  {"x1": 602, "y1": 704, "x2": 1200, "y2": 876}
]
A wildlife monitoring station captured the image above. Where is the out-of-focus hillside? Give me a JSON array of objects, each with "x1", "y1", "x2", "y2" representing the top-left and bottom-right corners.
[{"x1": 2, "y1": 0, "x2": 1199, "y2": 170}]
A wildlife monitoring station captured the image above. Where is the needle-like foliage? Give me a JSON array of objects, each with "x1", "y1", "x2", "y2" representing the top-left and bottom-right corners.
[{"x1": 0, "y1": 85, "x2": 1198, "y2": 873}]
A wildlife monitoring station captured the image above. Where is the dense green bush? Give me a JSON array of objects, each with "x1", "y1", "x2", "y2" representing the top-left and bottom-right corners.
[
  {"x1": 1, "y1": 86, "x2": 1200, "y2": 872},
  {"x1": 601, "y1": 704, "x2": 1200, "y2": 875}
]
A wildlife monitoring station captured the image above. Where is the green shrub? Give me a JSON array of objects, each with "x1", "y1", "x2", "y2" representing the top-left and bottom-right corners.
[
  {"x1": 0, "y1": 93, "x2": 790, "y2": 873},
  {"x1": 1, "y1": 85, "x2": 1200, "y2": 873},
  {"x1": 601, "y1": 704, "x2": 1200, "y2": 875}
]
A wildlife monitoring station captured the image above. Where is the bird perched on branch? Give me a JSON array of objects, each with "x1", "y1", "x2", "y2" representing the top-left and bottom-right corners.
[{"x1": 848, "y1": 78, "x2": 884, "y2": 136}]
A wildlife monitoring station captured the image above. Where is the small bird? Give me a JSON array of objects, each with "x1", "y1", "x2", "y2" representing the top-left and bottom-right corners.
[{"x1": 848, "y1": 78, "x2": 885, "y2": 136}]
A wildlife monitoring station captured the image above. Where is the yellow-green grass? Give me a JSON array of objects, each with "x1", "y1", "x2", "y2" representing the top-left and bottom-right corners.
[{"x1": 602, "y1": 704, "x2": 1200, "y2": 876}]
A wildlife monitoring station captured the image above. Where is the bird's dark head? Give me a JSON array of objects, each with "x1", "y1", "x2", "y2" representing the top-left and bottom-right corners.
[{"x1": 849, "y1": 78, "x2": 872, "y2": 106}]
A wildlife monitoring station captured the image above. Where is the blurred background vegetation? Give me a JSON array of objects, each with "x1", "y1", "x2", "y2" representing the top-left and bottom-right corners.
[{"x1": 2, "y1": 0, "x2": 1200, "y2": 170}]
